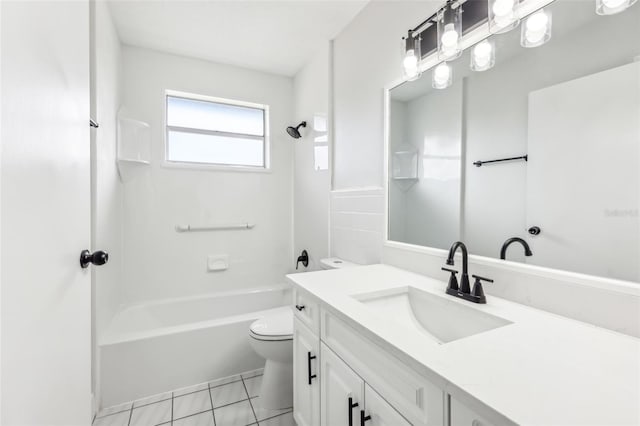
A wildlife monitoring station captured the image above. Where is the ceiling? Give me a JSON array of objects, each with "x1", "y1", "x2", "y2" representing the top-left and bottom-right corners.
[{"x1": 107, "y1": 0, "x2": 369, "y2": 77}]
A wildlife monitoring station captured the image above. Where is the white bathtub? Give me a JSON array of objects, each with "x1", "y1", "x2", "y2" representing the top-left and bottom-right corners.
[{"x1": 99, "y1": 285, "x2": 291, "y2": 407}]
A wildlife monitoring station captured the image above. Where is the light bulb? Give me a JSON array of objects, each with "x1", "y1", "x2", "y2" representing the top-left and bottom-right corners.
[
  {"x1": 492, "y1": 0, "x2": 515, "y2": 17},
  {"x1": 441, "y1": 23, "x2": 459, "y2": 48},
  {"x1": 490, "y1": 0, "x2": 519, "y2": 33},
  {"x1": 471, "y1": 40, "x2": 495, "y2": 71},
  {"x1": 597, "y1": 0, "x2": 636, "y2": 14},
  {"x1": 432, "y1": 63, "x2": 452, "y2": 89},
  {"x1": 603, "y1": 0, "x2": 627, "y2": 8},
  {"x1": 403, "y1": 49, "x2": 419, "y2": 79},
  {"x1": 521, "y1": 9, "x2": 551, "y2": 48},
  {"x1": 525, "y1": 11, "x2": 548, "y2": 43}
]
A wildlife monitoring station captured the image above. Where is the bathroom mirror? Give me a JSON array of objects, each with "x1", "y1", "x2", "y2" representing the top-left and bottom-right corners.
[{"x1": 387, "y1": 0, "x2": 640, "y2": 283}]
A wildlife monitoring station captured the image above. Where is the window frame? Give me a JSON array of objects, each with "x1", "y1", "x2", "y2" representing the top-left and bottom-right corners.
[{"x1": 163, "y1": 89, "x2": 271, "y2": 172}]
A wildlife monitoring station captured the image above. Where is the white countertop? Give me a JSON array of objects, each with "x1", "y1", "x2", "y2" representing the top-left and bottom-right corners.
[{"x1": 287, "y1": 264, "x2": 640, "y2": 426}]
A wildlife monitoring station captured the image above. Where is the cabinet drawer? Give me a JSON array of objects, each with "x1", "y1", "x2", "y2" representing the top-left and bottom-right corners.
[
  {"x1": 293, "y1": 288, "x2": 320, "y2": 334},
  {"x1": 449, "y1": 397, "x2": 495, "y2": 426},
  {"x1": 321, "y1": 309, "x2": 444, "y2": 426}
]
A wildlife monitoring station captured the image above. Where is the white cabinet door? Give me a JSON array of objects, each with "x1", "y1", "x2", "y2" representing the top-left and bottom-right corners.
[
  {"x1": 294, "y1": 318, "x2": 321, "y2": 426},
  {"x1": 363, "y1": 384, "x2": 411, "y2": 426},
  {"x1": 320, "y1": 343, "x2": 365, "y2": 426},
  {"x1": 449, "y1": 397, "x2": 494, "y2": 426},
  {"x1": 1, "y1": 1, "x2": 92, "y2": 424}
]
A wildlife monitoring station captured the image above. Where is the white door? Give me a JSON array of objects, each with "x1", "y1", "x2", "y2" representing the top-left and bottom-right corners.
[
  {"x1": 363, "y1": 384, "x2": 411, "y2": 426},
  {"x1": 294, "y1": 318, "x2": 321, "y2": 426},
  {"x1": 1, "y1": 1, "x2": 92, "y2": 424},
  {"x1": 526, "y1": 62, "x2": 640, "y2": 281},
  {"x1": 320, "y1": 342, "x2": 365, "y2": 426}
]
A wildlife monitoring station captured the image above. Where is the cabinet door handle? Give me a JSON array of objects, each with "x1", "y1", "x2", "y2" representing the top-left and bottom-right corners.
[
  {"x1": 295, "y1": 304, "x2": 305, "y2": 311},
  {"x1": 360, "y1": 410, "x2": 371, "y2": 426},
  {"x1": 307, "y1": 352, "x2": 317, "y2": 385},
  {"x1": 348, "y1": 397, "x2": 359, "y2": 426}
]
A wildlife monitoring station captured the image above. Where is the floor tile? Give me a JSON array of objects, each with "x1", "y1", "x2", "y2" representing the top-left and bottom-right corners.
[
  {"x1": 96, "y1": 402, "x2": 132, "y2": 418},
  {"x1": 92, "y1": 410, "x2": 130, "y2": 426},
  {"x1": 251, "y1": 397, "x2": 292, "y2": 422},
  {"x1": 174, "y1": 382, "x2": 210, "y2": 397},
  {"x1": 133, "y1": 391, "x2": 172, "y2": 407},
  {"x1": 173, "y1": 411, "x2": 215, "y2": 426},
  {"x1": 214, "y1": 400, "x2": 257, "y2": 426},
  {"x1": 244, "y1": 375, "x2": 262, "y2": 398},
  {"x1": 209, "y1": 374, "x2": 242, "y2": 388},
  {"x1": 259, "y1": 412, "x2": 295, "y2": 426},
  {"x1": 209, "y1": 380, "x2": 249, "y2": 408},
  {"x1": 241, "y1": 368, "x2": 264, "y2": 380},
  {"x1": 129, "y1": 399, "x2": 172, "y2": 426},
  {"x1": 173, "y1": 389, "x2": 212, "y2": 420}
]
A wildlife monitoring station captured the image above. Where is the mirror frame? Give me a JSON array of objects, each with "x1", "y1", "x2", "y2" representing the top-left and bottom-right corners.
[{"x1": 382, "y1": 0, "x2": 640, "y2": 292}]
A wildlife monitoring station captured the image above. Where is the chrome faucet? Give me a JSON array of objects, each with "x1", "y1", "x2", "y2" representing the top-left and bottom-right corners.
[
  {"x1": 500, "y1": 237, "x2": 533, "y2": 260},
  {"x1": 442, "y1": 241, "x2": 493, "y2": 304}
]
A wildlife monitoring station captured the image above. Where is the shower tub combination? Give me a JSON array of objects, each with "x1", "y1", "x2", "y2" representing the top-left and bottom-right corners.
[{"x1": 99, "y1": 285, "x2": 291, "y2": 407}]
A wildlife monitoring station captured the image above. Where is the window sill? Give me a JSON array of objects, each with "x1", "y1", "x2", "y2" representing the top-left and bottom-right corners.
[{"x1": 161, "y1": 160, "x2": 272, "y2": 174}]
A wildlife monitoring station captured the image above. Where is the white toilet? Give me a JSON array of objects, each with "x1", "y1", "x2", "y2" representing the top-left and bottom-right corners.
[{"x1": 248, "y1": 257, "x2": 357, "y2": 409}]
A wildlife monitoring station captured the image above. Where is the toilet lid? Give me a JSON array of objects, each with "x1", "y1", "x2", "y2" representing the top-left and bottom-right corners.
[{"x1": 249, "y1": 307, "x2": 293, "y2": 340}]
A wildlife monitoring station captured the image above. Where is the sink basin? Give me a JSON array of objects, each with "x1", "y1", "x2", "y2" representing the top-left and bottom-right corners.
[{"x1": 352, "y1": 286, "x2": 512, "y2": 344}]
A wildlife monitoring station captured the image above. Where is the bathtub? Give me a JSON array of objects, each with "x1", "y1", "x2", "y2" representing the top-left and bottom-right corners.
[{"x1": 99, "y1": 285, "x2": 292, "y2": 407}]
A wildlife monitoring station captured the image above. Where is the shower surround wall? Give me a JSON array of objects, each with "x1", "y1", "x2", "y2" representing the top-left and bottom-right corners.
[{"x1": 120, "y1": 46, "x2": 294, "y2": 305}]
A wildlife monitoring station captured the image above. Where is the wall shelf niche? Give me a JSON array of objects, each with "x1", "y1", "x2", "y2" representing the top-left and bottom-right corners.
[
  {"x1": 391, "y1": 148, "x2": 418, "y2": 191},
  {"x1": 117, "y1": 111, "x2": 151, "y2": 182}
]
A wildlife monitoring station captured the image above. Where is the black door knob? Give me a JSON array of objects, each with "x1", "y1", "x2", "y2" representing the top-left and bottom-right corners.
[
  {"x1": 528, "y1": 226, "x2": 541, "y2": 236},
  {"x1": 80, "y1": 250, "x2": 109, "y2": 268}
]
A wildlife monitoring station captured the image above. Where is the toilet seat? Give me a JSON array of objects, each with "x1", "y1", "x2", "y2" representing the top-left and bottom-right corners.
[{"x1": 249, "y1": 307, "x2": 293, "y2": 341}]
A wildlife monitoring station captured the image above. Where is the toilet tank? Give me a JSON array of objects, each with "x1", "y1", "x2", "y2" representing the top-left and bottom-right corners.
[{"x1": 319, "y1": 257, "x2": 358, "y2": 270}]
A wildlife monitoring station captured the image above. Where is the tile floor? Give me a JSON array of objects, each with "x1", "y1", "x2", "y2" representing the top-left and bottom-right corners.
[{"x1": 93, "y1": 369, "x2": 295, "y2": 426}]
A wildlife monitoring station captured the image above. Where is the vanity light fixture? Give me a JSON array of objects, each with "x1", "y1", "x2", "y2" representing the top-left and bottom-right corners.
[
  {"x1": 433, "y1": 62, "x2": 453, "y2": 89},
  {"x1": 402, "y1": 30, "x2": 422, "y2": 81},
  {"x1": 438, "y1": 3, "x2": 463, "y2": 61},
  {"x1": 470, "y1": 39, "x2": 495, "y2": 71},
  {"x1": 596, "y1": 0, "x2": 637, "y2": 14},
  {"x1": 521, "y1": 9, "x2": 552, "y2": 48},
  {"x1": 488, "y1": 0, "x2": 520, "y2": 34}
]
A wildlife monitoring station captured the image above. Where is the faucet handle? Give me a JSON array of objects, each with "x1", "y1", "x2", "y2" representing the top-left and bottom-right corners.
[
  {"x1": 471, "y1": 275, "x2": 493, "y2": 302},
  {"x1": 441, "y1": 267, "x2": 459, "y2": 292}
]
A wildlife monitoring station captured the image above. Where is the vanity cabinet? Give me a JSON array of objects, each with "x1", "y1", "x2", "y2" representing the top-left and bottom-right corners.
[
  {"x1": 293, "y1": 289, "x2": 444, "y2": 426},
  {"x1": 292, "y1": 289, "x2": 501, "y2": 426},
  {"x1": 320, "y1": 343, "x2": 411, "y2": 426},
  {"x1": 320, "y1": 342, "x2": 364, "y2": 426},
  {"x1": 449, "y1": 397, "x2": 495, "y2": 426},
  {"x1": 293, "y1": 317, "x2": 320, "y2": 426}
]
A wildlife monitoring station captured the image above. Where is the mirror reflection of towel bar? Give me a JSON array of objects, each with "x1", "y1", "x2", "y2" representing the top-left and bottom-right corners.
[{"x1": 175, "y1": 223, "x2": 255, "y2": 232}]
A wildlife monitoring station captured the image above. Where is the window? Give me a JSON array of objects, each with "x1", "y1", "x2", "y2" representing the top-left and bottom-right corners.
[{"x1": 165, "y1": 91, "x2": 268, "y2": 169}]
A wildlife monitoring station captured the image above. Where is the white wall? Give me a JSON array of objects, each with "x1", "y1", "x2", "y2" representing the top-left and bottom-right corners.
[
  {"x1": 331, "y1": 0, "x2": 640, "y2": 336},
  {"x1": 293, "y1": 44, "x2": 331, "y2": 271},
  {"x1": 333, "y1": 1, "x2": 434, "y2": 190},
  {"x1": 120, "y1": 47, "x2": 294, "y2": 305},
  {"x1": 91, "y1": 1, "x2": 123, "y2": 407}
]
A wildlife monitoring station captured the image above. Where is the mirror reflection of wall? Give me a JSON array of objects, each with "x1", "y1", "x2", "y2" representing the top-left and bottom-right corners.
[{"x1": 388, "y1": 0, "x2": 640, "y2": 282}]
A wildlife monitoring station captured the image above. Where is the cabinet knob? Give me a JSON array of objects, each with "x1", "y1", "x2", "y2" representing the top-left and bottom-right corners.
[{"x1": 295, "y1": 304, "x2": 305, "y2": 311}]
